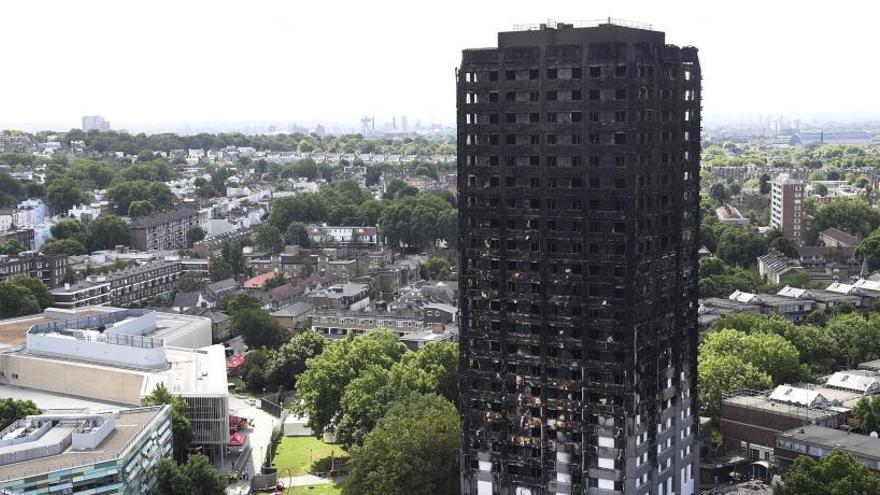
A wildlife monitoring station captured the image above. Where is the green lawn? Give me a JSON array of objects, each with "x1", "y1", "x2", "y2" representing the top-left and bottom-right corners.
[{"x1": 273, "y1": 436, "x2": 349, "y2": 476}]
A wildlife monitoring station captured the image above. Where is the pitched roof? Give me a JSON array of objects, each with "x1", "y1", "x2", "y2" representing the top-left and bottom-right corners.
[
  {"x1": 821, "y1": 227, "x2": 859, "y2": 246},
  {"x1": 768, "y1": 385, "x2": 825, "y2": 408},
  {"x1": 826, "y1": 370, "x2": 880, "y2": 393},
  {"x1": 206, "y1": 277, "x2": 239, "y2": 294},
  {"x1": 173, "y1": 291, "x2": 203, "y2": 308}
]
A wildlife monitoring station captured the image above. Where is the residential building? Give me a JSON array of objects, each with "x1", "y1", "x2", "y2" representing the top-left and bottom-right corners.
[
  {"x1": 50, "y1": 260, "x2": 182, "y2": 309},
  {"x1": 271, "y1": 301, "x2": 316, "y2": 331},
  {"x1": 305, "y1": 282, "x2": 370, "y2": 310},
  {"x1": 776, "y1": 424, "x2": 880, "y2": 474},
  {"x1": 819, "y1": 227, "x2": 859, "y2": 248},
  {"x1": 129, "y1": 208, "x2": 199, "y2": 252},
  {"x1": 0, "y1": 406, "x2": 172, "y2": 494},
  {"x1": 0, "y1": 228, "x2": 34, "y2": 251},
  {"x1": 770, "y1": 174, "x2": 808, "y2": 243},
  {"x1": 721, "y1": 388, "x2": 844, "y2": 463},
  {"x1": 757, "y1": 250, "x2": 804, "y2": 284},
  {"x1": 458, "y1": 22, "x2": 701, "y2": 494},
  {"x1": 192, "y1": 227, "x2": 253, "y2": 258},
  {"x1": 307, "y1": 225, "x2": 379, "y2": 246},
  {"x1": 727, "y1": 290, "x2": 814, "y2": 322},
  {"x1": 310, "y1": 309, "x2": 455, "y2": 350},
  {"x1": 0, "y1": 252, "x2": 67, "y2": 287}
]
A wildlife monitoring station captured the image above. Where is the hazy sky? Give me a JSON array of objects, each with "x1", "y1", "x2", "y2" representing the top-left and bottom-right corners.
[{"x1": 2, "y1": 0, "x2": 878, "y2": 129}]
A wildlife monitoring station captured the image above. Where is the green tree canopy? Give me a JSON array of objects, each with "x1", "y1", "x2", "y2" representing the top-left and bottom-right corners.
[
  {"x1": 701, "y1": 328, "x2": 803, "y2": 384},
  {"x1": 853, "y1": 395, "x2": 880, "y2": 435},
  {"x1": 294, "y1": 331, "x2": 406, "y2": 437},
  {"x1": 0, "y1": 398, "x2": 40, "y2": 430},
  {"x1": 50, "y1": 219, "x2": 86, "y2": 240},
  {"x1": 343, "y1": 393, "x2": 460, "y2": 495},
  {"x1": 41, "y1": 238, "x2": 88, "y2": 255},
  {"x1": 775, "y1": 449, "x2": 880, "y2": 495},
  {"x1": 85, "y1": 215, "x2": 130, "y2": 251},
  {"x1": 230, "y1": 308, "x2": 287, "y2": 349},
  {"x1": 153, "y1": 454, "x2": 226, "y2": 495},
  {"x1": 698, "y1": 352, "x2": 772, "y2": 418},
  {"x1": 143, "y1": 383, "x2": 193, "y2": 463}
]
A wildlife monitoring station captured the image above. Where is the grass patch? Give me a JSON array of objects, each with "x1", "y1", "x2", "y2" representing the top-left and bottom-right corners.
[{"x1": 273, "y1": 436, "x2": 349, "y2": 476}]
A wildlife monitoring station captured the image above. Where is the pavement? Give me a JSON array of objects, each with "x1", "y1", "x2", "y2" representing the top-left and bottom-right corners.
[
  {"x1": 277, "y1": 474, "x2": 333, "y2": 486},
  {"x1": 224, "y1": 393, "x2": 280, "y2": 494}
]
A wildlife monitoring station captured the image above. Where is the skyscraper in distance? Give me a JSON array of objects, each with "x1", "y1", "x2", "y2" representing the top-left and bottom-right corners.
[
  {"x1": 82, "y1": 115, "x2": 111, "y2": 131},
  {"x1": 457, "y1": 20, "x2": 701, "y2": 495}
]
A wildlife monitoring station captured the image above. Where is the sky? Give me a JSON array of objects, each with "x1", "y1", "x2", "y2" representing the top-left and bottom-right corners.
[{"x1": 2, "y1": 0, "x2": 879, "y2": 130}]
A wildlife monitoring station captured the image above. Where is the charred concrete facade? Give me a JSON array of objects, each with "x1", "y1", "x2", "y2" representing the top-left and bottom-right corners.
[{"x1": 457, "y1": 22, "x2": 700, "y2": 495}]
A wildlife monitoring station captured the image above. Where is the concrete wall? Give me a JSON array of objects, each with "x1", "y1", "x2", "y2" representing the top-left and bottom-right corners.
[
  {"x1": 0, "y1": 354, "x2": 146, "y2": 405},
  {"x1": 26, "y1": 332, "x2": 167, "y2": 370}
]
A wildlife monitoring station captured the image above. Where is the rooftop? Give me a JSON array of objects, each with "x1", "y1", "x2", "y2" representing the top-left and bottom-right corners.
[
  {"x1": 779, "y1": 424, "x2": 880, "y2": 458},
  {"x1": 130, "y1": 207, "x2": 197, "y2": 229},
  {"x1": 820, "y1": 227, "x2": 859, "y2": 246},
  {"x1": 271, "y1": 302, "x2": 316, "y2": 318},
  {"x1": 0, "y1": 406, "x2": 167, "y2": 482}
]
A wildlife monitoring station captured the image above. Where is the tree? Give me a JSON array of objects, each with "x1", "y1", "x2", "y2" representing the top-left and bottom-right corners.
[
  {"x1": 225, "y1": 293, "x2": 262, "y2": 315},
  {"x1": 264, "y1": 331, "x2": 326, "y2": 390},
  {"x1": 826, "y1": 313, "x2": 880, "y2": 369},
  {"x1": 176, "y1": 272, "x2": 207, "y2": 292},
  {"x1": 766, "y1": 229, "x2": 800, "y2": 259},
  {"x1": 853, "y1": 395, "x2": 880, "y2": 435},
  {"x1": 814, "y1": 183, "x2": 829, "y2": 197},
  {"x1": 759, "y1": 173, "x2": 771, "y2": 194},
  {"x1": 220, "y1": 241, "x2": 246, "y2": 276},
  {"x1": 775, "y1": 449, "x2": 880, "y2": 495},
  {"x1": 284, "y1": 221, "x2": 312, "y2": 247},
  {"x1": 0, "y1": 398, "x2": 40, "y2": 430},
  {"x1": 108, "y1": 180, "x2": 174, "y2": 215},
  {"x1": 698, "y1": 352, "x2": 772, "y2": 418},
  {"x1": 153, "y1": 455, "x2": 227, "y2": 495},
  {"x1": 253, "y1": 224, "x2": 284, "y2": 254},
  {"x1": 263, "y1": 273, "x2": 287, "y2": 290},
  {"x1": 856, "y1": 229, "x2": 880, "y2": 271},
  {"x1": 0, "y1": 279, "x2": 42, "y2": 317},
  {"x1": 230, "y1": 308, "x2": 287, "y2": 349},
  {"x1": 128, "y1": 200, "x2": 155, "y2": 217},
  {"x1": 50, "y1": 219, "x2": 86, "y2": 240},
  {"x1": 0, "y1": 239, "x2": 24, "y2": 255},
  {"x1": 422, "y1": 257, "x2": 450, "y2": 280},
  {"x1": 187, "y1": 226, "x2": 206, "y2": 247},
  {"x1": 154, "y1": 458, "x2": 194, "y2": 494},
  {"x1": 239, "y1": 350, "x2": 270, "y2": 391},
  {"x1": 294, "y1": 331, "x2": 406, "y2": 437},
  {"x1": 715, "y1": 227, "x2": 768, "y2": 268},
  {"x1": 208, "y1": 256, "x2": 233, "y2": 282},
  {"x1": 708, "y1": 183, "x2": 729, "y2": 203},
  {"x1": 143, "y1": 383, "x2": 194, "y2": 463},
  {"x1": 343, "y1": 393, "x2": 460, "y2": 495},
  {"x1": 46, "y1": 176, "x2": 88, "y2": 214},
  {"x1": 181, "y1": 452, "x2": 227, "y2": 494},
  {"x1": 810, "y1": 197, "x2": 880, "y2": 242},
  {"x1": 85, "y1": 215, "x2": 130, "y2": 250},
  {"x1": 701, "y1": 328, "x2": 803, "y2": 384},
  {"x1": 11, "y1": 275, "x2": 52, "y2": 310}
]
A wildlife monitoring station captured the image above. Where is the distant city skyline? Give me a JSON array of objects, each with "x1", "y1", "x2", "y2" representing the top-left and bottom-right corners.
[{"x1": 2, "y1": 0, "x2": 879, "y2": 130}]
